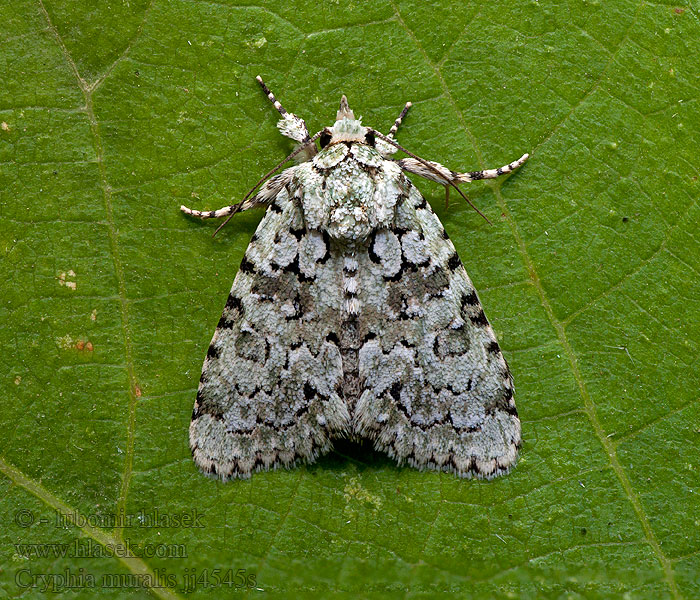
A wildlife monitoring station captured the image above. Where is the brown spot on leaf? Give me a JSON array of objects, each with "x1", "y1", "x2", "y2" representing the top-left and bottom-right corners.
[{"x1": 75, "y1": 340, "x2": 94, "y2": 351}]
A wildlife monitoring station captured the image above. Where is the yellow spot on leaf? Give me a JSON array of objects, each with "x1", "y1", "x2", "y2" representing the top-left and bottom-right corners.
[
  {"x1": 57, "y1": 334, "x2": 74, "y2": 349},
  {"x1": 247, "y1": 36, "x2": 267, "y2": 49},
  {"x1": 343, "y1": 476, "x2": 382, "y2": 519},
  {"x1": 58, "y1": 270, "x2": 77, "y2": 290}
]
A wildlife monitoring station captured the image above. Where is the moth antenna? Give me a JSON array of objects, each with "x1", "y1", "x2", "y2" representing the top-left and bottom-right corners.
[
  {"x1": 213, "y1": 129, "x2": 324, "y2": 236},
  {"x1": 256, "y1": 75, "x2": 289, "y2": 117},
  {"x1": 369, "y1": 129, "x2": 492, "y2": 225},
  {"x1": 388, "y1": 102, "x2": 412, "y2": 138}
]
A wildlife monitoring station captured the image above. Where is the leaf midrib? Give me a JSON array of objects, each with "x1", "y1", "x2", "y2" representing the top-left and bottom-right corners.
[{"x1": 36, "y1": 0, "x2": 142, "y2": 540}]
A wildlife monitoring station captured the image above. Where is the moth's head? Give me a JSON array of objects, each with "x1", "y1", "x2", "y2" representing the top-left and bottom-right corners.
[{"x1": 318, "y1": 95, "x2": 376, "y2": 150}]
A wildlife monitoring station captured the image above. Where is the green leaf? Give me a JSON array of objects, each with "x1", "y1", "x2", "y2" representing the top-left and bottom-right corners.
[{"x1": 1, "y1": 0, "x2": 698, "y2": 597}]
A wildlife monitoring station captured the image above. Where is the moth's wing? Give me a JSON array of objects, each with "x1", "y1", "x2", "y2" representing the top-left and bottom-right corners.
[
  {"x1": 354, "y1": 184, "x2": 521, "y2": 478},
  {"x1": 190, "y1": 184, "x2": 350, "y2": 479}
]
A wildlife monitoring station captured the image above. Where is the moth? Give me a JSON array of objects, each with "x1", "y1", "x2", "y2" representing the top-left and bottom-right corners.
[{"x1": 182, "y1": 77, "x2": 528, "y2": 480}]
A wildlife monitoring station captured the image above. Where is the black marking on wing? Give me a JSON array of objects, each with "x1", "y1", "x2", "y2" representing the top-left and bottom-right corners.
[
  {"x1": 485, "y1": 341, "x2": 500, "y2": 354},
  {"x1": 218, "y1": 314, "x2": 235, "y2": 330},
  {"x1": 239, "y1": 256, "x2": 256, "y2": 273},
  {"x1": 318, "y1": 230, "x2": 332, "y2": 264},
  {"x1": 226, "y1": 294, "x2": 243, "y2": 311},
  {"x1": 388, "y1": 382, "x2": 483, "y2": 433},
  {"x1": 447, "y1": 252, "x2": 462, "y2": 270},
  {"x1": 460, "y1": 290, "x2": 479, "y2": 308},
  {"x1": 469, "y1": 309, "x2": 489, "y2": 327},
  {"x1": 283, "y1": 255, "x2": 313, "y2": 282},
  {"x1": 368, "y1": 231, "x2": 381, "y2": 264}
]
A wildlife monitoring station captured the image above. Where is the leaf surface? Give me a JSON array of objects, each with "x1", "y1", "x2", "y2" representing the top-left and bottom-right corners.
[{"x1": 1, "y1": 1, "x2": 699, "y2": 597}]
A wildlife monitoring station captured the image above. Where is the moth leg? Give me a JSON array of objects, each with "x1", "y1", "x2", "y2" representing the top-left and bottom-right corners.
[
  {"x1": 256, "y1": 75, "x2": 314, "y2": 151},
  {"x1": 397, "y1": 152, "x2": 528, "y2": 210},
  {"x1": 397, "y1": 153, "x2": 529, "y2": 185},
  {"x1": 180, "y1": 171, "x2": 292, "y2": 219},
  {"x1": 376, "y1": 101, "x2": 412, "y2": 158}
]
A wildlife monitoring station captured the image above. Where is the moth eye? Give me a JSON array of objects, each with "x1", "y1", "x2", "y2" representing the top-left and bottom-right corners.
[
  {"x1": 319, "y1": 130, "x2": 332, "y2": 149},
  {"x1": 365, "y1": 130, "x2": 376, "y2": 147}
]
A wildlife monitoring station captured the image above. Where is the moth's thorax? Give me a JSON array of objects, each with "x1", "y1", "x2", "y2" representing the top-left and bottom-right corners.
[{"x1": 297, "y1": 142, "x2": 407, "y2": 241}]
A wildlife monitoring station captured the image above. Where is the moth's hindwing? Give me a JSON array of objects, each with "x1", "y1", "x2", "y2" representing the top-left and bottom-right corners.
[
  {"x1": 189, "y1": 187, "x2": 351, "y2": 479},
  {"x1": 353, "y1": 184, "x2": 521, "y2": 478}
]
